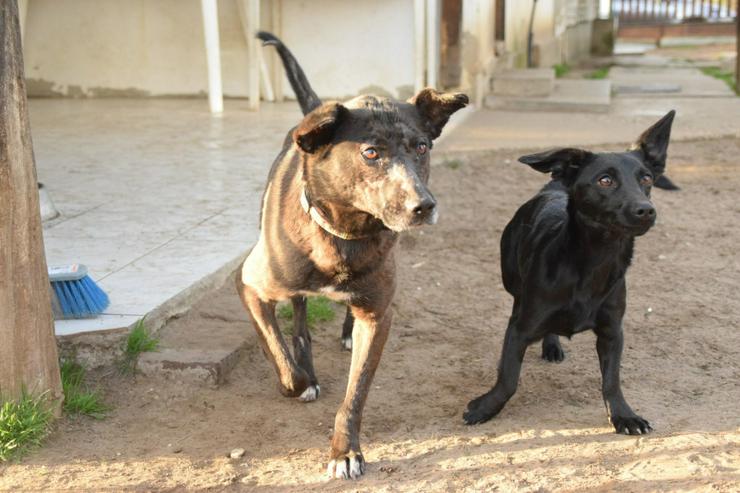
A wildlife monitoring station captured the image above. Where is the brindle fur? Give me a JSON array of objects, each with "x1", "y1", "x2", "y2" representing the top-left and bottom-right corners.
[{"x1": 240, "y1": 32, "x2": 468, "y2": 479}]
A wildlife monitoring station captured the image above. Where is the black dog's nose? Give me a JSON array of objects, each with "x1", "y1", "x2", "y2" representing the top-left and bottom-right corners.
[
  {"x1": 632, "y1": 203, "x2": 656, "y2": 220},
  {"x1": 412, "y1": 197, "x2": 437, "y2": 217}
]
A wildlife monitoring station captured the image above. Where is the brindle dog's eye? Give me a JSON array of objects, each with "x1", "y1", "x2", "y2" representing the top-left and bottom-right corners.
[
  {"x1": 362, "y1": 148, "x2": 379, "y2": 161},
  {"x1": 597, "y1": 175, "x2": 615, "y2": 188},
  {"x1": 640, "y1": 174, "x2": 654, "y2": 187},
  {"x1": 416, "y1": 142, "x2": 428, "y2": 155}
]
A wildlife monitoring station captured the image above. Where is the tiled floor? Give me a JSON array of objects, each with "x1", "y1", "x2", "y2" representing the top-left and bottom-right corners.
[{"x1": 32, "y1": 99, "x2": 302, "y2": 335}]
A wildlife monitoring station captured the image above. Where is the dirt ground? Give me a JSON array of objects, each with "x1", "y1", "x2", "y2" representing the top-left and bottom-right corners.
[{"x1": 2, "y1": 137, "x2": 739, "y2": 492}]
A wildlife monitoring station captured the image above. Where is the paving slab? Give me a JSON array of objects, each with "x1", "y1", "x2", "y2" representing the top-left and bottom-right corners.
[
  {"x1": 609, "y1": 66, "x2": 734, "y2": 97},
  {"x1": 31, "y1": 99, "x2": 302, "y2": 336},
  {"x1": 486, "y1": 79, "x2": 611, "y2": 113},
  {"x1": 492, "y1": 68, "x2": 555, "y2": 97}
]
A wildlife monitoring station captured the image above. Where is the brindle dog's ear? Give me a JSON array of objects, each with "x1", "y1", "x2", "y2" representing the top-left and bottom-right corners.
[
  {"x1": 293, "y1": 102, "x2": 347, "y2": 153},
  {"x1": 410, "y1": 88, "x2": 469, "y2": 140},
  {"x1": 630, "y1": 110, "x2": 675, "y2": 176},
  {"x1": 518, "y1": 148, "x2": 594, "y2": 183}
]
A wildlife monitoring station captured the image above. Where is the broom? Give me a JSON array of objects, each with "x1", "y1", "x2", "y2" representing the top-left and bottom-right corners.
[{"x1": 49, "y1": 264, "x2": 110, "y2": 319}]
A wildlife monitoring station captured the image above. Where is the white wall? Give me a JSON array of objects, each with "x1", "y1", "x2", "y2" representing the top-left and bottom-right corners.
[
  {"x1": 279, "y1": 0, "x2": 417, "y2": 100},
  {"x1": 22, "y1": 0, "x2": 417, "y2": 101},
  {"x1": 24, "y1": 0, "x2": 256, "y2": 97}
]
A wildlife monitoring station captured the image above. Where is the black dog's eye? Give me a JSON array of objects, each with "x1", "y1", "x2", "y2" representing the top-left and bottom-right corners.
[
  {"x1": 362, "y1": 148, "x2": 379, "y2": 161},
  {"x1": 597, "y1": 175, "x2": 615, "y2": 188},
  {"x1": 640, "y1": 174, "x2": 654, "y2": 187},
  {"x1": 416, "y1": 142, "x2": 428, "y2": 155}
]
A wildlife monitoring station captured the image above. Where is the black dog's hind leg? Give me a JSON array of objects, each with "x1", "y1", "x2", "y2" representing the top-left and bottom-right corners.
[
  {"x1": 541, "y1": 333, "x2": 565, "y2": 362},
  {"x1": 291, "y1": 296, "x2": 320, "y2": 401},
  {"x1": 464, "y1": 316, "x2": 529, "y2": 425},
  {"x1": 595, "y1": 323, "x2": 652, "y2": 435},
  {"x1": 340, "y1": 307, "x2": 354, "y2": 351}
]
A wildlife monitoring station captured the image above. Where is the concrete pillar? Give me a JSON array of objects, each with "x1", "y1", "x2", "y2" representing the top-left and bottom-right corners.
[
  {"x1": 238, "y1": 0, "x2": 262, "y2": 110},
  {"x1": 414, "y1": 0, "x2": 426, "y2": 91},
  {"x1": 426, "y1": 0, "x2": 440, "y2": 89},
  {"x1": 200, "y1": 0, "x2": 223, "y2": 114}
]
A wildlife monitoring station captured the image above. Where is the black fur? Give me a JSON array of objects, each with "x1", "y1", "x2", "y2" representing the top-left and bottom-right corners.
[{"x1": 463, "y1": 111, "x2": 676, "y2": 435}]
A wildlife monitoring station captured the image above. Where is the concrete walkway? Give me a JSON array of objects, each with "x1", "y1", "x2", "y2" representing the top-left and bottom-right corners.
[{"x1": 34, "y1": 99, "x2": 302, "y2": 336}]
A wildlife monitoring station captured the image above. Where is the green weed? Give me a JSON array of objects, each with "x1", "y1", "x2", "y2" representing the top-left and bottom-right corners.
[
  {"x1": 443, "y1": 159, "x2": 462, "y2": 170},
  {"x1": 277, "y1": 296, "x2": 336, "y2": 334},
  {"x1": 0, "y1": 391, "x2": 53, "y2": 461},
  {"x1": 60, "y1": 360, "x2": 107, "y2": 419},
  {"x1": 701, "y1": 67, "x2": 737, "y2": 94},
  {"x1": 553, "y1": 63, "x2": 571, "y2": 78},
  {"x1": 119, "y1": 319, "x2": 159, "y2": 374},
  {"x1": 585, "y1": 66, "x2": 611, "y2": 79}
]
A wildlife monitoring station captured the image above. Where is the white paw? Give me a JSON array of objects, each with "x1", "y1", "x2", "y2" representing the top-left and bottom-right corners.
[
  {"x1": 341, "y1": 337, "x2": 352, "y2": 351},
  {"x1": 298, "y1": 384, "x2": 320, "y2": 402},
  {"x1": 327, "y1": 454, "x2": 365, "y2": 480}
]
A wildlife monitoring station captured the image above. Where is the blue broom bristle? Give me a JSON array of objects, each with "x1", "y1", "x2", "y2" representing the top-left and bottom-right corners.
[{"x1": 51, "y1": 275, "x2": 110, "y2": 318}]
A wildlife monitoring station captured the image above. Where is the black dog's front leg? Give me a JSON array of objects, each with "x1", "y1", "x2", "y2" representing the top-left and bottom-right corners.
[
  {"x1": 595, "y1": 324, "x2": 652, "y2": 435},
  {"x1": 464, "y1": 319, "x2": 529, "y2": 425}
]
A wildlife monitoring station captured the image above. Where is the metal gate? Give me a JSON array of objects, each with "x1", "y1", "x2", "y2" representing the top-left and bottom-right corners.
[{"x1": 613, "y1": 0, "x2": 737, "y2": 24}]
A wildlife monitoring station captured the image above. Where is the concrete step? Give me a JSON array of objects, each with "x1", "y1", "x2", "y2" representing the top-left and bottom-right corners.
[
  {"x1": 138, "y1": 346, "x2": 246, "y2": 387},
  {"x1": 486, "y1": 79, "x2": 612, "y2": 113},
  {"x1": 492, "y1": 68, "x2": 555, "y2": 97}
]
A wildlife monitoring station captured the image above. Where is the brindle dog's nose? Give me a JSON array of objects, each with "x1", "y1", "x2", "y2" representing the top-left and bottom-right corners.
[{"x1": 412, "y1": 197, "x2": 437, "y2": 219}]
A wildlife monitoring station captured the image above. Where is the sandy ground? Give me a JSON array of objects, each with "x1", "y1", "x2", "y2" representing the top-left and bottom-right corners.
[{"x1": 2, "y1": 138, "x2": 739, "y2": 492}]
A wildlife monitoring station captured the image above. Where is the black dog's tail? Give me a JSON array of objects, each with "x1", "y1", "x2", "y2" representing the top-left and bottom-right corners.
[
  {"x1": 256, "y1": 31, "x2": 321, "y2": 116},
  {"x1": 654, "y1": 175, "x2": 680, "y2": 190}
]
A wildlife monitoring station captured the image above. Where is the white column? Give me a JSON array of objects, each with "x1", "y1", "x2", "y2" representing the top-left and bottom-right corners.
[
  {"x1": 18, "y1": 0, "x2": 28, "y2": 46},
  {"x1": 238, "y1": 0, "x2": 262, "y2": 110},
  {"x1": 426, "y1": 0, "x2": 440, "y2": 90},
  {"x1": 414, "y1": 0, "x2": 426, "y2": 91},
  {"x1": 201, "y1": 0, "x2": 223, "y2": 114}
]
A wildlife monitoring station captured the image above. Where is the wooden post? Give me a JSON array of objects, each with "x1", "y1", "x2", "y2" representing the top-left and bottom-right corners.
[
  {"x1": 0, "y1": 0, "x2": 62, "y2": 411},
  {"x1": 736, "y1": 9, "x2": 739, "y2": 95}
]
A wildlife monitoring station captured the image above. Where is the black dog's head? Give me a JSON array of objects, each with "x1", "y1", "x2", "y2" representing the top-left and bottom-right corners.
[
  {"x1": 293, "y1": 89, "x2": 468, "y2": 232},
  {"x1": 518, "y1": 110, "x2": 675, "y2": 236}
]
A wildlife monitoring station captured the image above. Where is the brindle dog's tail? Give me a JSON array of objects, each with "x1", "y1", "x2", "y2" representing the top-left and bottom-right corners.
[
  {"x1": 654, "y1": 175, "x2": 680, "y2": 191},
  {"x1": 256, "y1": 31, "x2": 321, "y2": 116}
]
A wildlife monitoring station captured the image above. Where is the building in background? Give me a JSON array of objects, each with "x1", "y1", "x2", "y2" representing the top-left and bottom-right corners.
[{"x1": 19, "y1": 0, "x2": 606, "y2": 111}]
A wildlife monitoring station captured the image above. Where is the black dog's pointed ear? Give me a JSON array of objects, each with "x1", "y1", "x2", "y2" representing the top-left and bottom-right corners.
[
  {"x1": 631, "y1": 110, "x2": 675, "y2": 176},
  {"x1": 410, "y1": 88, "x2": 469, "y2": 140},
  {"x1": 518, "y1": 148, "x2": 593, "y2": 182},
  {"x1": 293, "y1": 102, "x2": 347, "y2": 153}
]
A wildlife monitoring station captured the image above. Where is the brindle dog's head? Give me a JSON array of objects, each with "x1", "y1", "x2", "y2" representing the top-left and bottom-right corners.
[
  {"x1": 293, "y1": 89, "x2": 468, "y2": 232},
  {"x1": 519, "y1": 110, "x2": 675, "y2": 237}
]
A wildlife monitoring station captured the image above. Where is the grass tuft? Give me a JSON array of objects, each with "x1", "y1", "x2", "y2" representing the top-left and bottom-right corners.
[
  {"x1": 277, "y1": 296, "x2": 336, "y2": 334},
  {"x1": 701, "y1": 67, "x2": 737, "y2": 94},
  {"x1": 119, "y1": 319, "x2": 159, "y2": 374},
  {"x1": 0, "y1": 391, "x2": 53, "y2": 462},
  {"x1": 553, "y1": 63, "x2": 571, "y2": 78},
  {"x1": 60, "y1": 360, "x2": 107, "y2": 419},
  {"x1": 585, "y1": 66, "x2": 611, "y2": 80},
  {"x1": 443, "y1": 159, "x2": 462, "y2": 170}
]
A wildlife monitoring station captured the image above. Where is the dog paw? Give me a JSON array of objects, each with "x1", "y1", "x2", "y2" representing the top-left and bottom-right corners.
[
  {"x1": 541, "y1": 343, "x2": 565, "y2": 362},
  {"x1": 463, "y1": 393, "x2": 502, "y2": 425},
  {"x1": 612, "y1": 415, "x2": 653, "y2": 435},
  {"x1": 341, "y1": 337, "x2": 352, "y2": 351},
  {"x1": 297, "y1": 384, "x2": 320, "y2": 402},
  {"x1": 327, "y1": 452, "x2": 365, "y2": 480}
]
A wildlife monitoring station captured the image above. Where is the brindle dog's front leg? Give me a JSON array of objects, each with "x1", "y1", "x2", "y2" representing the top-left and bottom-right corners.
[
  {"x1": 291, "y1": 296, "x2": 320, "y2": 401},
  {"x1": 327, "y1": 306, "x2": 391, "y2": 479},
  {"x1": 340, "y1": 307, "x2": 354, "y2": 351},
  {"x1": 237, "y1": 279, "x2": 310, "y2": 397}
]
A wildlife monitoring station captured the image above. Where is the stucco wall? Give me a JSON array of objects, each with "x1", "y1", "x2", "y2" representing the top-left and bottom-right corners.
[{"x1": 22, "y1": 0, "x2": 417, "y2": 100}]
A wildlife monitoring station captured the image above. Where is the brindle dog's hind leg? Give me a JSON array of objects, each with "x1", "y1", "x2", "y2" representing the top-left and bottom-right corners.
[
  {"x1": 291, "y1": 296, "x2": 320, "y2": 401},
  {"x1": 340, "y1": 307, "x2": 354, "y2": 351},
  {"x1": 237, "y1": 277, "x2": 310, "y2": 397}
]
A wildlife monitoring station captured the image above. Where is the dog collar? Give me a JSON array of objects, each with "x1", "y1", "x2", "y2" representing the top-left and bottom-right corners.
[{"x1": 300, "y1": 188, "x2": 368, "y2": 241}]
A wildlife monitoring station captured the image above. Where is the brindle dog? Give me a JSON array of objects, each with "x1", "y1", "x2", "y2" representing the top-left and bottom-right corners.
[{"x1": 238, "y1": 32, "x2": 468, "y2": 479}]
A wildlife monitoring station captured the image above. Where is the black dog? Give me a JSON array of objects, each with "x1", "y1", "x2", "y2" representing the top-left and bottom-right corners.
[
  {"x1": 463, "y1": 111, "x2": 676, "y2": 435},
  {"x1": 239, "y1": 32, "x2": 467, "y2": 479}
]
